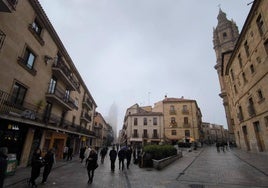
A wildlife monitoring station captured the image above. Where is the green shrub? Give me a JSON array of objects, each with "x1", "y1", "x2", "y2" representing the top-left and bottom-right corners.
[{"x1": 143, "y1": 145, "x2": 177, "y2": 160}]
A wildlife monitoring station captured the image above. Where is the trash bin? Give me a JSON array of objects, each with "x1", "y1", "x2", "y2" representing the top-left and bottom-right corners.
[{"x1": 5, "y1": 153, "x2": 17, "y2": 176}]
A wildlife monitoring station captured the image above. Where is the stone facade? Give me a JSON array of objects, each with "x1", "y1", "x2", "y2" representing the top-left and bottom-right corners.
[
  {"x1": 213, "y1": 0, "x2": 268, "y2": 152},
  {"x1": 0, "y1": 0, "x2": 97, "y2": 166},
  {"x1": 122, "y1": 104, "x2": 164, "y2": 146},
  {"x1": 121, "y1": 96, "x2": 202, "y2": 146},
  {"x1": 93, "y1": 112, "x2": 114, "y2": 149},
  {"x1": 153, "y1": 96, "x2": 202, "y2": 144}
]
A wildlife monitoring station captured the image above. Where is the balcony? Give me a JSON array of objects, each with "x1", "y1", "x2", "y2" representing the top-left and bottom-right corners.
[
  {"x1": 182, "y1": 109, "x2": 189, "y2": 115},
  {"x1": 183, "y1": 123, "x2": 191, "y2": 128},
  {"x1": 82, "y1": 98, "x2": 93, "y2": 110},
  {"x1": 0, "y1": 89, "x2": 96, "y2": 136},
  {"x1": 169, "y1": 110, "x2": 176, "y2": 115},
  {"x1": 80, "y1": 112, "x2": 91, "y2": 123},
  {"x1": 52, "y1": 61, "x2": 80, "y2": 91},
  {"x1": 45, "y1": 87, "x2": 76, "y2": 111},
  {"x1": 152, "y1": 134, "x2": 159, "y2": 139},
  {"x1": 143, "y1": 133, "x2": 148, "y2": 138},
  {"x1": 0, "y1": 0, "x2": 17, "y2": 12}
]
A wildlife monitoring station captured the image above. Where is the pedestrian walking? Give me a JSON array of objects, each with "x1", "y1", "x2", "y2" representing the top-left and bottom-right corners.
[
  {"x1": 126, "y1": 146, "x2": 132, "y2": 169},
  {"x1": 79, "y1": 146, "x2": 86, "y2": 163},
  {"x1": 0, "y1": 147, "x2": 8, "y2": 188},
  {"x1": 67, "y1": 147, "x2": 73, "y2": 161},
  {"x1": 42, "y1": 148, "x2": 56, "y2": 184},
  {"x1": 109, "y1": 146, "x2": 117, "y2": 172},
  {"x1": 100, "y1": 147, "x2": 107, "y2": 164},
  {"x1": 216, "y1": 142, "x2": 220, "y2": 152},
  {"x1": 28, "y1": 148, "x2": 44, "y2": 187},
  {"x1": 84, "y1": 146, "x2": 91, "y2": 166},
  {"x1": 118, "y1": 147, "x2": 126, "y2": 170},
  {"x1": 86, "y1": 149, "x2": 98, "y2": 184},
  {"x1": 63, "y1": 146, "x2": 68, "y2": 160}
]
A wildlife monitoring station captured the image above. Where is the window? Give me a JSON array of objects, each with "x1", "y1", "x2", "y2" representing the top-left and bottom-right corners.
[
  {"x1": 143, "y1": 129, "x2": 148, "y2": 138},
  {"x1": 143, "y1": 118, "x2": 147, "y2": 125},
  {"x1": 32, "y1": 19, "x2": 42, "y2": 36},
  {"x1": 238, "y1": 54, "x2": 242, "y2": 67},
  {"x1": 134, "y1": 118, "x2": 138, "y2": 125},
  {"x1": 223, "y1": 32, "x2": 227, "y2": 39},
  {"x1": 153, "y1": 117, "x2": 157, "y2": 125},
  {"x1": 238, "y1": 106, "x2": 244, "y2": 121},
  {"x1": 171, "y1": 130, "x2": 176, "y2": 135},
  {"x1": 264, "y1": 116, "x2": 268, "y2": 128},
  {"x1": 169, "y1": 105, "x2": 176, "y2": 114},
  {"x1": 256, "y1": 14, "x2": 265, "y2": 36},
  {"x1": 0, "y1": 29, "x2": 6, "y2": 51},
  {"x1": 184, "y1": 117, "x2": 188, "y2": 124},
  {"x1": 11, "y1": 83, "x2": 27, "y2": 106},
  {"x1": 64, "y1": 89, "x2": 70, "y2": 101},
  {"x1": 242, "y1": 72, "x2": 247, "y2": 83},
  {"x1": 257, "y1": 89, "x2": 264, "y2": 101},
  {"x1": 248, "y1": 97, "x2": 255, "y2": 116},
  {"x1": 48, "y1": 77, "x2": 57, "y2": 93},
  {"x1": 264, "y1": 40, "x2": 268, "y2": 55},
  {"x1": 234, "y1": 85, "x2": 238, "y2": 94},
  {"x1": 43, "y1": 102, "x2": 52, "y2": 123},
  {"x1": 250, "y1": 64, "x2": 255, "y2": 74},
  {"x1": 153, "y1": 129, "x2": 158, "y2": 138},
  {"x1": 23, "y1": 48, "x2": 36, "y2": 70},
  {"x1": 230, "y1": 69, "x2": 234, "y2": 80},
  {"x1": 171, "y1": 117, "x2": 176, "y2": 124},
  {"x1": 134, "y1": 129, "x2": 138, "y2": 137},
  {"x1": 244, "y1": 40, "x2": 250, "y2": 57},
  {"x1": 185, "y1": 130, "x2": 190, "y2": 137}
]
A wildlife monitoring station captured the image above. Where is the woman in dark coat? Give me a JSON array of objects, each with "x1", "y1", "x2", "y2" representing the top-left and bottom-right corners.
[
  {"x1": 29, "y1": 148, "x2": 43, "y2": 187},
  {"x1": 42, "y1": 148, "x2": 55, "y2": 184},
  {"x1": 86, "y1": 149, "x2": 98, "y2": 184}
]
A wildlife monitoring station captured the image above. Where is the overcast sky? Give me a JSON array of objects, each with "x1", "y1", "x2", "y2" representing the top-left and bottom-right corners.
[{"x1": 38, "y1": 0, "x2": 252, "y2": 133}]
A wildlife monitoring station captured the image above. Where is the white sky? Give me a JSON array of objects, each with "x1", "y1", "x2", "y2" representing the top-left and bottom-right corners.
[{"x1": 38, "y1": 0, "x2": 252, "y2": 132}]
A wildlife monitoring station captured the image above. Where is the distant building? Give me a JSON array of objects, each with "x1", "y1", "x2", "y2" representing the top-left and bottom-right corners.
[
  {"x1": 0, "y1": 0, "x2": 97, "y2": 166},
  {"x1": 120, "y1": 96, "x2": 203, "y2": 146},
  {"x1": 153, "y1": 96, "x2": 202, "y2": 144},
  {"x1": 121, "y1": 104, "x2": 164, "y2": 147},
  {"x1": 213, "y1": 0, "x2": 268, "y2": 152},
  {"x1": 201, "y1": 122, "x2": 228, "y2": 144}
]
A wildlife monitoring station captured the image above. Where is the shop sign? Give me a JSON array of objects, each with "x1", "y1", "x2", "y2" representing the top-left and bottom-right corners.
[{"x1": 7, "y1": 124, "x2": 19, "y2": 131}]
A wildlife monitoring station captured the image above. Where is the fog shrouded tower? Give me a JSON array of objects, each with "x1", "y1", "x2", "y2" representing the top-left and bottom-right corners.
[
  {"x1": 107, "y1": 102, "x2": 118, "y2": 140},
  {"x1": 213, "y1": 8, "x2": 239, "y2": 140}
]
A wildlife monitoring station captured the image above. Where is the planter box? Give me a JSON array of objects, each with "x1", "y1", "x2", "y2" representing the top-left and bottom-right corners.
[{"x1": 152, "y1": 150, "x2": 182, "y2": 170}]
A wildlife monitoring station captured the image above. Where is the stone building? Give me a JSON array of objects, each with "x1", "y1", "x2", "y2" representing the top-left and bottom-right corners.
[
  {"x1": 93, "y1": 112, "x2": 114, "y2": 149},
  {"x1": 122, "y1": 104, "x2": 164, "y2": 147},
  {"x1": 0, "y1": 0, "x2": 97, "y2": 166},
  {"x1": 213, "y1": 0, "x2": 268, "y2": 152},
  {"x1": 120, "y1": 96, "x2": 202, "y2": 146},
  {"x1": 202, "y1": 122, "x2": 227, "y2": 143},
  {"x1": 153, "y1": 96, "x2": 202, "y2": 144}
]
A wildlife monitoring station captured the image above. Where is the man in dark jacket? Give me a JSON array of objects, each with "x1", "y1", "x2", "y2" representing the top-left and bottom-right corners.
[
  {"x1": 126, "y1": 146, "x2": 132, "y2": 169},
  {"x1": 0, "y1": 147, "x2": 8, "y2": 188},
  {"x1": 109, "y1": 146, "x2": 117, "y2": 172},
  {"x1": 42, "y1": 148, "x2": 55, "y2": 184},
  {"x1": 118, "y1": 147, "x2": 126, "y2": 170}
]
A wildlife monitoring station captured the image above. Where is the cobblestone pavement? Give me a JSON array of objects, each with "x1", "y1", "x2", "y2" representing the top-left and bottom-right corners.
[{"x1": 4, "y1": 146, "x2": 268, "y2": 188}]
